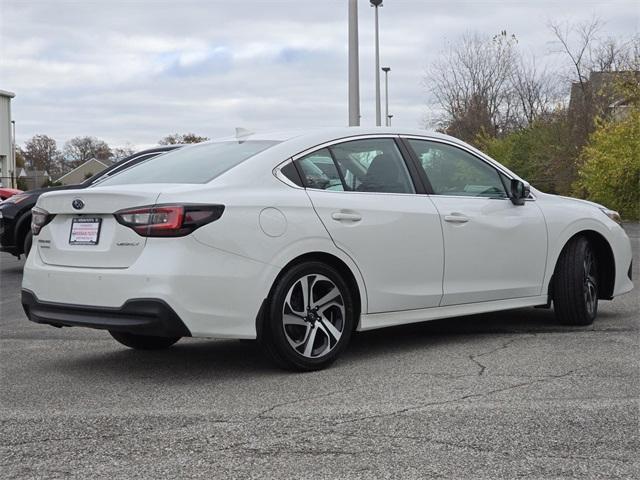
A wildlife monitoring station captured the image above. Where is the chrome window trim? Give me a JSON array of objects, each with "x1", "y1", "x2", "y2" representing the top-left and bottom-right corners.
[
  {"x1": 273, "y1": 133, "x2": 536, "y2": 201},
  {"x1": 401, "y1": 135, "x2": 516, "y2": 179},
  {"x1": 273, "y1": 159, "x2": 304, "y2": 189},
  {"x1": 401, "y1": 134, "x2": 536, "y2": 202},
  {"x1": 274, "y1": 134, "x2": 418, "y2": 195}
]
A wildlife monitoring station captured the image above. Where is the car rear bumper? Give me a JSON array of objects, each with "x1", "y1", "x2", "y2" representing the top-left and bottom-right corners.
[
  {"x1": 21, "y1": 236, "x2": 279, "y2": 339},
  {"x1": 22, "y1": 289, "x2": 192, "y2": 337}
]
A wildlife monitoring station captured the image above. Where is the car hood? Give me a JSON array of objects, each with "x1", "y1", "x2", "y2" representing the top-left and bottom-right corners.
[{"x1": 532, "y1": 188, "x2": 607, "y2": 210}]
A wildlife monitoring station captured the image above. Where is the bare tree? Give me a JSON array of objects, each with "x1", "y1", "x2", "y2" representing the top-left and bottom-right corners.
[
  {"x1": 158, "y1": 133, "x2": 209, "y2": 145},
  {"x1": 549, "y1": 18, "x2": 602, "y2": 90},
  {"x1": 511, "y1": 56, "x2": 562, "y2": 126},
  {"x1": 63, "y1": 136, "x2": 112, "y2": 168},
  {"x1": 425, "y1": 31, "x2": 519, "y2": 143},
  {"x1": 23, "y1": 135, "x2": 62, "y2": 176},
  {"x1": 112, "y1": 145, "x2": 135, "y2": 161},
  {"x1": 592, "y1": 34, "x2": 640, "y2": 72}
]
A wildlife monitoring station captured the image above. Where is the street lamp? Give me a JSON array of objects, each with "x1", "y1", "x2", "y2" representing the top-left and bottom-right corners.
[
  {"x1": 382, "y1": 67, "x2": 391, "y2": 126},
  {"x1": 371, "y1": 0, "x2": 383, "y2": 126}
]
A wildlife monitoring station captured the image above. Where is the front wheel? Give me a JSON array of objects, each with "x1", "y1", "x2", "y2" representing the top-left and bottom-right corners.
[
  {"x1": 262, "y1": 261, "x2": 355, "y2": 371},
  {"x1": 109, "y1": 331, "x2": 181, "y2": 350},
  {"x1": 553, "y1": 236, "x2": 598, "y2": 326}
]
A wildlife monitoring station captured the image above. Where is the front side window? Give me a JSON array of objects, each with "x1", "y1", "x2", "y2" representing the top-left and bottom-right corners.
[
  {"x1": 407, "y1": 139, "x2": 507, "y2": 198},
  {"x1": 98, "y1": 141, "x2": 278, "y2": 185}
]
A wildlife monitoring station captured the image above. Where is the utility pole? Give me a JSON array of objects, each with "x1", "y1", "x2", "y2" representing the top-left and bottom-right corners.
[
  {"x1": 382, "y1": 67, "x2": 390, "y2": 126},
  {"x1": 371, "y1": 0, "x2": 383, "y2": 126},
  {"x1": 348, "y1": 0, "x2": 360, "y2": 126}
]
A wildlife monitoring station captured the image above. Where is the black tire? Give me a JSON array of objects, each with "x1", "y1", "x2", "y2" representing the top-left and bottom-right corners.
[
  {"x1": 109, "y1": 331, "x2": 181, "y2": 350},
  {"x1": 553, "y1": 236, "x2": 598, "y2": 326},
  {"x1": 261, "y1": 261, "x2": 355, "y2": 371},
  {"x1": 23, "y1": 230, "x2": 33, "y2": 258}
]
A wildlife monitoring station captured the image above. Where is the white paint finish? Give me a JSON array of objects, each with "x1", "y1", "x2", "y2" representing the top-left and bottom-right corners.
[
  {"x1": 428, "y1": 196, "x2": 548, "y2": 305},
  {"x1": 259, "y1": 207, "x2": 287, "y2": 238},
  {"x1": 533, "y1": 189, "x2": 634, "y2": 298},
  {"x1": 24, "y1": 236, "x2": 278, "y2": 339},
  {"x1": 35, "y1": 184, "x2": 161, "y2": 268},
  {"x1": 37, "y1": 215, "x2": 146, "y2": 268},
  {"x1": 359, "y1": 295, "x2": 548, "y2": 331},
  {"x1": 23, "y1": 128, "x2": 634, "y2": 341},
  {"x1": 307, "y1": 189, "x2": 444, "y2": 313}
]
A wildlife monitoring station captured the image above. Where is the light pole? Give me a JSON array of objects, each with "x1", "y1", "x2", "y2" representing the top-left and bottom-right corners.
[
  {"x1": 10, "y1": 120, "x2": 16, "y2": 188},
  {"x1": 382, "y1": 67, "x2": 390, "y2": 126},
  {"x1": 348, "y1": 0, "x2": 360, "y2": 126},
  {"x1": 371, "y1": 0, "x2": 383, "y2": 126}
]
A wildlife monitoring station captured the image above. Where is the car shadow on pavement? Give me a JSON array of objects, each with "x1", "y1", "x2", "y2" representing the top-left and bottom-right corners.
[{"x1": 46, "y1": 306, "x2": 605, "y2": 378}]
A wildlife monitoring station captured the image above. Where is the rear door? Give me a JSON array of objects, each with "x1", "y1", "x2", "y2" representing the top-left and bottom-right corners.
[
  {"x1": 404, "y1": 138, "x2": 547, "y2": 305},
  {"x1": 35, "y1": 185, "x2": 164, "y2": 268},
  {"x1": 291, "y1": 136, "x2": 444, "y2": 313}
]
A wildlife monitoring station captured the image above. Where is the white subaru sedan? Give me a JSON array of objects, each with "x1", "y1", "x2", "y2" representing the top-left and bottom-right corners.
[{"x1": 22, "y1": 128, "x2": 633, "y2": 370}]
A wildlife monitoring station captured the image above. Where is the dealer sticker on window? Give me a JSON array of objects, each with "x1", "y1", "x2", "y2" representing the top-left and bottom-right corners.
[{"x1": 69, "y1": 217, "x2": 102, "y2": 245}]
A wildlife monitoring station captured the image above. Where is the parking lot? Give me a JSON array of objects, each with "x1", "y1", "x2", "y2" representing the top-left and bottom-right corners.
[{"x1": 1, "y1": 225, "x2": 638, "y2": 479}]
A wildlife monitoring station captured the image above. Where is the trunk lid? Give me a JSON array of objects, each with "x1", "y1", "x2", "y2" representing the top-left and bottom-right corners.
[{"x1": 35, "y1": 185, "x2": 169, "y2": 268}]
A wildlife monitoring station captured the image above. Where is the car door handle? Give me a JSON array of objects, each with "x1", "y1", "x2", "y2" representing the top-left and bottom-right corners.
[
  {"x1": 331, "y1": 212, "x2": 362, "y2": 222},
  {"x1": 444, "y1": 214, "x2": 469, "y2": 223}
]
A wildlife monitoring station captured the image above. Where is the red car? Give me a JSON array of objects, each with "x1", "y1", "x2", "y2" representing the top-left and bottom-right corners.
[{"x1": 0, "y1": 188, "x2": 23, "y2": 201}]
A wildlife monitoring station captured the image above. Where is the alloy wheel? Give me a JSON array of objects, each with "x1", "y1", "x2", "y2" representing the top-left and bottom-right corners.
[{"x1": 281, "y1": 274, "x2": 346, "y2": 359}]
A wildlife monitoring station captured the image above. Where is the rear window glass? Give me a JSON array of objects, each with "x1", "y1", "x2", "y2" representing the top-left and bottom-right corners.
[{"x1": 97, "y1": 141, "x2": 278, "y2": 185}]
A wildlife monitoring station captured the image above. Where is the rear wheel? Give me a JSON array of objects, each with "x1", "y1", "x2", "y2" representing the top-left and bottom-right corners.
[
  {"x1": 262, "y1": 261, "x2": 355, "y2": 371},
  {"x1": 553, "y1": 236, "x2": 598, "y2": 326},
  {"x1": 23, "y1": 231, "x2": 33, "y2": 258},
  {"x1": 109, "y1": 331, "x2": 181, "y2": 350}
]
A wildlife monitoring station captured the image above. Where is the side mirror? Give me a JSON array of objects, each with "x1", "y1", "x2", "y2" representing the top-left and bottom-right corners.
[{"x1": 509, "y1": 179, "x2": 530, "y2": 206}]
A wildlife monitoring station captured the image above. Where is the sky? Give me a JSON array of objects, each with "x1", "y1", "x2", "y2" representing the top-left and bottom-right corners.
[{"x1": 0, "y1": 0, "x2": 638, "y2": 149}]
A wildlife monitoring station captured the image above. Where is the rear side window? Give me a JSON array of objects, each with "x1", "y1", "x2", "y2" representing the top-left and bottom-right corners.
[
  {"x1": 296, "y1": 148, "x2": 344, "y2": 191},
  {"x1": 98, "y1": 141, "x2": 278, "y2": 185},
  {"x1": 293, "y1": 139, "x2": 415, "y2": 194},
  {"x1": 330, "y1": 138, "x2": 415, "y2": 193}
]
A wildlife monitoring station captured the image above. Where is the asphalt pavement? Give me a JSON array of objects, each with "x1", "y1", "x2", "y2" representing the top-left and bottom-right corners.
[{"x1": 1, "y1": 226, "x2": 638, "y2": 479}]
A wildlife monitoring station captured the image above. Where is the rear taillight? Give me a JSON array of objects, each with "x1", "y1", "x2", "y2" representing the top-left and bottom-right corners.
[
  {"x1": 31, "y1": 207, "x2": 55, "y2": 235},
  {"x1": 114, "y1": 204, "x2": 224, "y2": 237}
]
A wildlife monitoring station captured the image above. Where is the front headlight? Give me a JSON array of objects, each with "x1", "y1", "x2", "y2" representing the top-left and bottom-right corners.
[{"x1": 600, "y1": 207, "x2": 622, "y2": 224}]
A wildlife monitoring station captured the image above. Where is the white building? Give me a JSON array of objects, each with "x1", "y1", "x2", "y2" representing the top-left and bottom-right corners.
[{"x1": 0, "y1": 89, "x2": 16, "y2": 188}]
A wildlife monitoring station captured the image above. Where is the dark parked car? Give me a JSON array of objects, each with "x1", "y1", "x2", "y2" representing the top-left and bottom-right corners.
[{"x1": 0, "y1": 146, "x2": 181, "y2": 258}]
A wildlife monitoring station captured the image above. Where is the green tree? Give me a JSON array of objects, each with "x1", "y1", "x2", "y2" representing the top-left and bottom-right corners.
[
  {"x1": 476, "y1": 112, "x2": 572, "y2": 194},
  {"x1": 576, "y1": 109, "x2": 640, "y2": 220}
]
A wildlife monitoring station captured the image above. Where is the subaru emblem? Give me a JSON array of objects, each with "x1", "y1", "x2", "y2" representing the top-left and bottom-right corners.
[{"x1": 72, "y1": 199, "x2": 85, "y2": 210}]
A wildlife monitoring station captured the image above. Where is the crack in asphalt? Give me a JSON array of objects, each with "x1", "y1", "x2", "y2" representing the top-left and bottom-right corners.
[
  {"x1": 335, "y1": 365, "x2": 594, "y2": 426},
  {"x1": 254, "y1": 388, "x2": 354, "y2": 420},
  {"x1": 328, "y1": 429, "x2": 630, "y2": 463},
  {"x1": 468, "y1": 337, "x2": 524, "y2": 376}
]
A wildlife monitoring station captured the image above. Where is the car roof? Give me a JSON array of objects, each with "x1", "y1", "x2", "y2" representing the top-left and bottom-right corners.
[
  {"x1": 210, "y1": 127, "x2": 456, "y2": 144},
  {"x1": 209, "y1": 127, "x2": 523, "y2": 184}
]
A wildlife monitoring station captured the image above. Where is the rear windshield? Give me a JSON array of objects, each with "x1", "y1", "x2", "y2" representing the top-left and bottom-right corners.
[{"x1": 97, "y1": 141, "x2": 279, "y2": 186}]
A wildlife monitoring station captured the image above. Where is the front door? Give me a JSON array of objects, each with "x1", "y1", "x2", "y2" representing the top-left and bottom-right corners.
[{"x1": 405, "y1": 138, "x2": 547, "y2": 306}]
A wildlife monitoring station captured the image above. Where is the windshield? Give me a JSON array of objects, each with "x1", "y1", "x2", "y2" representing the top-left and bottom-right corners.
[{"x1": 97, "y1": 141, "x2": 279, "y2": 186}]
